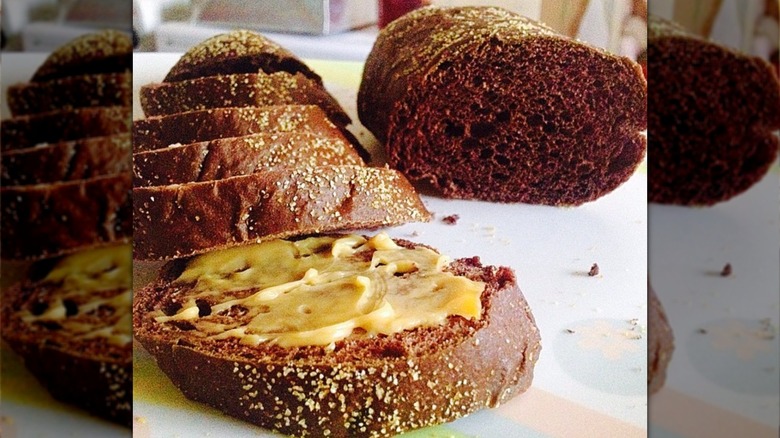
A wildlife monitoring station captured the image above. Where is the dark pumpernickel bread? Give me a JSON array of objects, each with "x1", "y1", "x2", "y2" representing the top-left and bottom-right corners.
[
  {"x1": 647, "y1": 15, "x2": 780, "y2": 205},
  {"x1": 1, "y1": 244, "x2": 132, "y2": 425},
  {"x1": 163, "y1": 30, "x2": 322, "y2": 84},
  {"x1": 648, "y1": 283, "x2": 673, "y2": 394},
  {"x1": 140, "y1": 72, "x2": 350, "y2": 126},
  {"x1": 2, "y1": 134, "x2": 131, "y2": 186},
  {"x1": 30, "y1": 29, "x2": 132, "y2": 82},
  {"x1": 7, "y1": 72, "x2": 132, "y2": 116},
  {"x1": 358, "y1": 6, "x2": 647, "y2": 205},
  {"x1": 133, "y1": 132, "x2": 363, "y2": 187},
  {"x1": 1, "y1": 173, "x2": 132, "y2": 260},
  {"x1": 133, "y1": 165, "x2": 431, "y2": 260},
  {"x1": 0, "y1": 106, "x2": 131, "y2": 152},
  {"x1": 133, "y1": 236, "x2": 540, "y2": 437},
  {"x1": 132, "y1": 105, "x2": 362, "y2": 157}
]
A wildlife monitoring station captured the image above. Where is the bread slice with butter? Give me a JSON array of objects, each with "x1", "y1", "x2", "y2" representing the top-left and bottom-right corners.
[
  {"x1": 1, "y1": 244, "x2": 133, "y2": 425},
  {"x1": 134, "y1": 233, "x2": 541, "y2": 437}
]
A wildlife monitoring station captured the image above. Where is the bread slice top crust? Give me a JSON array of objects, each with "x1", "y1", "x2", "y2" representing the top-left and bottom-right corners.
[
  {"x1": 31, "y1": 30, "x2": 132, "y2": 82},
  {"x1": 133, "y1": 234, "x2": 540, "y2": 437},
  {"x1": 132, "y1": 165, "x2": 431, "y2": 260},
  {"x1": 163, "y1": 29, "x2": 322, "y2": 84},
  {"x1": 7, "y1": 72, "x2": 132, "y2": 116}
]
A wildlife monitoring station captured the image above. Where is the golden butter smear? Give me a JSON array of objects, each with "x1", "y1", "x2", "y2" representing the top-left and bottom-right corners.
[
  {"x1": 22, "y1": 243, "x2": 132, "y2": 346},
  {"x1": 156, "y1": 233, "x2": 484, "y2": 347}
]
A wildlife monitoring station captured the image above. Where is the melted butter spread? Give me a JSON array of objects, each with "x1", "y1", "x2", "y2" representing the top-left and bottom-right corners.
[
  {"x1": 156, "y1": 233, "x2": 484, "y2": 347},
  {"x1": 21, "y1": 244, "x2": 132, "y2": 346}
]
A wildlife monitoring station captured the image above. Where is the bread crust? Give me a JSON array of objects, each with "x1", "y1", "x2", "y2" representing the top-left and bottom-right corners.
[
  {"x1": 132, "y1": 166, "x2": 431, "y2": 260},
  {"x1": 0, "y1": 106, "x2": 131, "y2": 152},
  {"x1": 133, "y1": 244, "x2": 540, "y2": 437},
  {"x1": 2, "y1": 134, "x2": 131, "y2": 186},
  {"x1": 1, "y1": 173, "x2": 132, "y2": 260},
  {"x1": 648, "y1": 283, "x2": 673, "y2": 393},
  {"x1": 133, "y1": 132, "x2": 363, "y2": 187},
  {"x1": 30, "y1": 29, "x2": 131, "y2": 82},
  {"x1": 140, "y1": 72, "x2": 350, "y2": 126},
  {"x1": 163, "y1": 30, "x2": 322, "y2": 84},
  {"x1": 358, "y1": 6, "x2": 647, "y2": 205},
  {"x1": 7, "y1": 72, "x2": 131, "y2": 116}
]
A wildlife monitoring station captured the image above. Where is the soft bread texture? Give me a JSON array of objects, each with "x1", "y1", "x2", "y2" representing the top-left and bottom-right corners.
[
  {"x1": 30, "y1": 29, "x2": 132, "y2": 82},
  {"x1": 132, "y1": 105, "x2": 358, "y2": 154},
  {"x1": 7, "y1": 72, "x2": 132, "y2": 116},
  {"x1": 2, "y1": 134, "x2": 131, "y2": 186},
  {"x1": 0, "y1": 106, "x2": 131, "y2": 151},
  {"x1": 648, "y1": 283, "x2": 673, "y2": 394},
  {"x1": 1, "y1": 248, "x2": 132, "y2": 425},
  {"x1": 133, "y1": 166, "x2": 431, "y2": 260},
  {"x1": 647, "y1": 15, "x2": 780, "y2": 205},
  {"x1": 358, "y1": 6, "x2": 647, "y2": 205},
  {"x1": 163, "y1": 29, "x2": 322, "y2": 84},
  {"x1": 140, "y1": 71, "x2": 350, "y2": 126},
  {"x1": 133, "y1": 238, "x2": 541, "y2": 437},
  {"x1": 1, "y1": 173, "x2": 132, "y2": 260},
  {"x1": 133, "y1": 132, "x2": 363, "y2": 187}
]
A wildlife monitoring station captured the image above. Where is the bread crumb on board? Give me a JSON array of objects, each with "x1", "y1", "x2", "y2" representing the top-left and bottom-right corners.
[
  {"x1": 441, "y1": 214, "x2": 460, "y2": 225},
  {"x1": 720, "y1": 263, "x2": 732, "y2": 277},
  {"x1": 588, "y1": 263, "x2": 600, "y2": 277}
]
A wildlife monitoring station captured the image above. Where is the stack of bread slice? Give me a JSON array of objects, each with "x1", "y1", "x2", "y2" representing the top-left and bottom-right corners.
[
  {"x1": 0, "y1": 30, "x2": 133, "y2": 426},
  {"x1": 133, "y1": 30, "x2": 541, "y2": 437}
]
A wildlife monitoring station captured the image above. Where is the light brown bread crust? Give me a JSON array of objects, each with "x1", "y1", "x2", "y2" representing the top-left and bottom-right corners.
[
  {"x1": 133, "y1": 166, "x2": 431, "y2": 260},
  {"x1": 1, "y1": 256, "x2": 131, "y2": 426},
  {"x1": 140, "y1": 72, "x2": 350, "y2": 126},
  {"x1": 163, "y1": 30, "x2": 322, "y2": 84},
  {"x1": 30, "y1": 30, "x2": 132, "y2": 82},
  {"x1": 133, "y1": 242, "x2": 540, "y2": 437},
  {"x1": 133, "y1": 132, "x2": 363, "y2": 187},
  {"x1": 358, "y1": 6, "x2": 647, "y2": 205},
  {"x1": 2, "y1": 134, "x2": 131, "y2": 186},
  {"x1": 7, "y1": 72, "x2": 132, "y2": 116},
  {"x1": 1, "y1": 173, "x2": 132, "y2": 260},
  {"x1": 648, "y1": 283, "x2": 673, "y2": 394},
  {"x1": 0, "y1": 106, "x2": 131, "y2": 152},
  {"x1": 132, "y1": 105, "x2": 361, "y2": 156}
]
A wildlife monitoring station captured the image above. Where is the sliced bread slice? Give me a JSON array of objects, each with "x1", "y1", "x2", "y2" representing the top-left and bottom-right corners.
[
  {"x1": 133, "y1": 131, "x2": 363, "y2": 187},
  {"x1": 133, "y1": 234, "x2": 540, "y2": 437},
  {"x1": 7, "y1": 72, "x2": 131, "y2": 116},
  {"x1": 133, "y1": 165, "x2": 431, "y2": 260}
]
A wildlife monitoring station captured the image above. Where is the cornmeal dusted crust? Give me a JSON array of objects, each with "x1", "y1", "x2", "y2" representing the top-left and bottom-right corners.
[
  {"x1": 2, "y1": 134, "x2": 131, "y2": 186},
  {"x1": 7, "y1": 72, "x2": 131, "y2": 116},
  {"x1": 647, "y1": 15, "x2": 780, "y2": 205},
  {"x1": 163, "y1": 30, "x2": 322, "y2": 84},
  {"x1": 358, "y1": 6, "x2": 647, "y2": 205},
  {"x1": 133, "y1": 132, "x2": 363, "y2": 187},
  {"x1": 1, "y1": 173, "x2": 132, "y2": 260},
  {"x1": 30, "y1": 29, "x2": 132, "y2": 82},
  {"x1": 133, "y1": 166, "x2": 431, "y2": 260},
  {"x1": 134, "y1": 240, "x2": 541, "y2": 437},
  {"x1": 648, "y1": 283, "x2": 673, "y2": 394},
  {"x1": 140, "y1": 72, "x2": 350, "y2": 126},
  {"x1": 0, "y1": 106, "x2": 131, "y2": 152}
]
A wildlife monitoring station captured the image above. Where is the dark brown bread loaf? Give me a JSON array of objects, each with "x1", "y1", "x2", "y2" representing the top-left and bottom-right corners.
[
  {"x1": 140, "y1": 72, "x2": 350, "y2": 126},
  {"x1": 163, "y1": 30, "x2": 321, "y2": 84},
  {"x1": 648, "y1": 283, "x2": 673, "y2": 394},
  {"x1": 30, "y1": 29, "x2": 132, "y2": 82},
  {"x1": 2, "y1": 134, "x2": 131, "y2": 186},
  {"x1": 647, "y1": 15, "x2": 780, "y2": 205},
  {"x1": 358, "y1": 6, "x2": 647, "y2": 205},
  {"x1": 1, "y1": 244, "x2": 132, "y2": 425},
  {"x1": 133, "y1": 236, "x2": 540, "y2": 437},
  {"x1": 133, "y1": 132, "x2": 363, "y2": 187},
  {"x1": 132, "y1": 105, "x2": 360, "y2": 155},
  {"x1": 133, "y1": 166, "x2": 431, "y2": 260},
  {"x1": 1, "y1": 173, "x2": 132, "y2": 260},
  {"x1": 0, "y1": 106, "x2": 131, "y2": 152},
  {"x1": 7, "y1": 72, "x2": 132, "y2": 116}
]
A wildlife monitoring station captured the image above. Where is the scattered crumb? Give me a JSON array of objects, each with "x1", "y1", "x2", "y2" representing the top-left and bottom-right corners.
[
  {"x1": 697, "y1": 328, "x2": 708, "y2": 334},
  {"x1": 408, "y1": 230, "x2": 420, "y2": 237},
  {"x1": 720, "y1": 263, "x2": 732, "y2": 277},
  {"x1": 628, "y1": 318, "x2": 639, "y2": 326},
  {"x1": 441, "y1": 214, "x2": 460, "y2": 225},
  {"x1": 757, "y1": 318, "x2": 776, "y2": 340},
  {"x1": 588, "y1": 263, "x2": 599, "y2": 277},
  {"x1": 564, "y1": 328, "x2": 575, "y2": 334}
]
